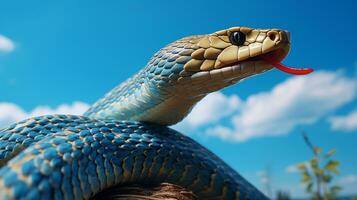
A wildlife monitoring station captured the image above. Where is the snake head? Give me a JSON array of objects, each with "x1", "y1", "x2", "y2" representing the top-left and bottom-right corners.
[{"x1": 147, "y1": 27, "x2": 291, "y2": 98}]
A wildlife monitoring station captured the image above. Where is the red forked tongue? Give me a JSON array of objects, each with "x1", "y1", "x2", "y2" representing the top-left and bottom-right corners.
[{"x1": 262, "y1": 57, "x2": 314, "y2": 75}]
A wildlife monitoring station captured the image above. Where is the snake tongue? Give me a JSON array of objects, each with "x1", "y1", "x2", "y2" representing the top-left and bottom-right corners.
[{"x1": 262, "y1": 57, "x2": 314, "y2": 75}]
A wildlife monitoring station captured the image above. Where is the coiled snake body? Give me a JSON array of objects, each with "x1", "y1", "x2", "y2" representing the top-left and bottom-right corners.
[{"x1": 0, "y1": 26, "x2": 293, "y2": 200}]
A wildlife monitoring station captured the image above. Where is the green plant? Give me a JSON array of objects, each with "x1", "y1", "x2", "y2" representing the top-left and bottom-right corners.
[
  {"x1": 276, "y1": 190, "x2": 291, "y2": 200},
  {"x1": 297, "y1": 132, "x2": 341, "y2": 200}
]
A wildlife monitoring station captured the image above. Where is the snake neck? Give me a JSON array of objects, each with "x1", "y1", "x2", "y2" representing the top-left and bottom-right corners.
[
  {"x1": 85, "y1": 36, "x2": 210, "y2": 125},
  {"x1": 84, "y1": 67, "x2": 205, "y2": 125}
]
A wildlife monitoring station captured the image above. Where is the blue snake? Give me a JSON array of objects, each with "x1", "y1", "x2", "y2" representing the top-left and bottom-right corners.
[{"x1": 0, "y1": 26, "x2": 292, "y2": 199}]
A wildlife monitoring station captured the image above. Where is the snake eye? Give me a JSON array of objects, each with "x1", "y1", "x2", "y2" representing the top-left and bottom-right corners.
[{"x1": 229, "y1": 31, "x2": 246, "y2": 46}]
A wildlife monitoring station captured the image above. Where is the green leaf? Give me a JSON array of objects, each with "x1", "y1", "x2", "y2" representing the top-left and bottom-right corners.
[
  {"x1": 325, "y1": 148, "x2": 336, "y2": 158},
  {"x1": 306, "y1": 182, "x2": 313, "y2": 193},
  {"x1": 325, "y1": 160, "x2": 340, "y2": 174},
  {"x1": 309, "y1": 158, "x2": 324, "y2": 176},
  {"x1": 296, "y1": 163, "x2": 306, "y2": 171},
  {"x1": 302, "y1": 171, "x2": 312, "y2": 183},
  {"x1": 330, "y1": 185, "x2": 342, "y2": 194},
  {"x1": 322, "y1": 174, "x2": 332, "y2": 183},
  {"x1": 310, "y1": 158, "x2": 318, "y2": 168},
  {"x1": 324, "y1": 191, "x2": 333, "y2": 200},
  {"x1": 313, "y1": 168, "x2": 324, "y2": 176}
]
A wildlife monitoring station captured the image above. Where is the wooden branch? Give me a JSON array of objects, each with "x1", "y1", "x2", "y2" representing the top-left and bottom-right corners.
[{"x1": 92, "y1": 183, "x2": 197, "y2": 200}]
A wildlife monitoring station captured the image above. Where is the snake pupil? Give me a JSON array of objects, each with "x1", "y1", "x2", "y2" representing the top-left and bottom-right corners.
[{"x1": 229, "y1": 31, "x2": 246, "y2": 46}]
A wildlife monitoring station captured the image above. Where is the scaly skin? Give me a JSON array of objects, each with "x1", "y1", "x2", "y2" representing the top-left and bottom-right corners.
[
  {"x1": 0, "y1": 115, "x2": 266, "y2": 200},
  {"x1": 0, "y1": 26, "x2": 291, "y2": 199}
]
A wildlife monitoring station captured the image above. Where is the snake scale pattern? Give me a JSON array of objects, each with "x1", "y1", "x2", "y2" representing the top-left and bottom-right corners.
[{"x1": 0, "y1": 26, "x2": 291, "y2": 200}]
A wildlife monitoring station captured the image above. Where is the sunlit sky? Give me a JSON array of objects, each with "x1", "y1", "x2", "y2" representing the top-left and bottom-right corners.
[{"x1": 0, "y1": 0, "x2": 356, "y2": 198}]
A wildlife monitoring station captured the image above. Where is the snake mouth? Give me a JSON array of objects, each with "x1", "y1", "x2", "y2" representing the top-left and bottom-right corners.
[
  {"x1": 211, "y1": 45, "x2": 291, "y2": 79},
  {"x1": 180, "y1": 45, "x2": 291, "y2": 87},
  {"x1": 222, "y1": 44, "x2": 313, "y2": 76},
  {"x1": 258, "y1": 45, "x2": 313, "y2": 75}
]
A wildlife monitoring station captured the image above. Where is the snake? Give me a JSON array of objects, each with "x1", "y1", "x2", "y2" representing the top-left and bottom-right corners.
[{"x1": 0, "y1": 26, "x2": 312, "y2": 200}]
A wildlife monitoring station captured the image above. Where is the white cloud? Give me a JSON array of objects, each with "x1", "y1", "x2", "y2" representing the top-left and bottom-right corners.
[
  {"x1": 29, "y1": 102, "x2": 89, "y2": 116},
  {"x1": 0, "y1": 35, "x2": 15, "y2": 53},
  {"x1": 337, "y1": 174, "x2": 357, "y2": 195},
  {"x1": 338, "y1": 174, "x2": 357, "y2": 185},
  {"x1": 229, "y1": 71, "x2": 355, "y2": 141},
  {"x1": 286, "y1": 164, "x2": 299, "y2": 173},
  {"x1": 173, "y1": 92, "x2": 241, "y2": 131},
  {"x1": 0, "y1": 102, "x2": 90, "y2": 128},
  {"x1": 186, "y1": 70, "x2": 356, "y2": 142},
  {"x1": 0, "y1": 103, "x2": 27, "y2": 128},
  {"x1": 329, "y1": 110, "x2": 357, "y2": 132},
  {"x1": 285, "y1": 162, "x2": 310, "y2": 174}
]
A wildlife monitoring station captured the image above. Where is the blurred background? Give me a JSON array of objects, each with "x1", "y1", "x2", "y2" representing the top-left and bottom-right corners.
[{"x1": 0, "y1": 0, "x2": 356, "y2": 199}]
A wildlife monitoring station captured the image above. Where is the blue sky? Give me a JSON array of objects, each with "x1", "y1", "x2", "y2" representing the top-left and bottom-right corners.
[{"x1": 0, "y1": 0, "x2": 357, "y2": 198}]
